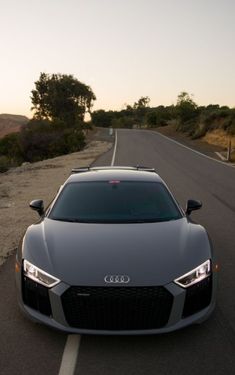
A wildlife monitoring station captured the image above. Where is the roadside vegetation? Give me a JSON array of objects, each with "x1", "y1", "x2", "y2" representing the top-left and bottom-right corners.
[
  {"x1": 91, "y1": 92, "x2": 235, "y2": 148},
  {"x1": 1, "y1": 81, "x2": 235, "y2": 172},
  {"x1": 0, "y1": 73, "x2": 96, "y2": 172}
]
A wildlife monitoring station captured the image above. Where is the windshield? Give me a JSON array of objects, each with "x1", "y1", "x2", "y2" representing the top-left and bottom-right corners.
[{"x1": 49, "y1": 181, "x2": 182, "y2": 223}]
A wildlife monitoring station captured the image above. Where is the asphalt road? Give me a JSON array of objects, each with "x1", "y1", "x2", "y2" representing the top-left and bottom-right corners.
[{"x1": 0, "y1": 129, "x2": 235, "y2": 375}]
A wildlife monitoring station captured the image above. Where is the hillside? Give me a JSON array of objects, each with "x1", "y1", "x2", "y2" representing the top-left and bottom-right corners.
[{"x1": 0, "y1": 114, "x2": 29, "y2": 138}]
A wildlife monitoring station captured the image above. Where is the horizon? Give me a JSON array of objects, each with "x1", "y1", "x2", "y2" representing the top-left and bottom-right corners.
[
  {"x1": 0, "y1": 0, "x2": 235, "y2": 117},
  {"x1": 1, "y1": 93, "x2": 235, "y2": 120}
]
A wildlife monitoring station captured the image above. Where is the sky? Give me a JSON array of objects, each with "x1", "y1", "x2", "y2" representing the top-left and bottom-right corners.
[{"x1": 0, "y1": 0, "x2": 235, "y2": 117}]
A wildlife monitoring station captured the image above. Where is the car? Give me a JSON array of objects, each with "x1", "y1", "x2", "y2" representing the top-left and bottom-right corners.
[{"x1": 15, "y1": 166, "x2": 217, "y2": 334}]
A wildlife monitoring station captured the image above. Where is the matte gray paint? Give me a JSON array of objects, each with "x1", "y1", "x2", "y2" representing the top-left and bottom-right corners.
[
  {"x1": 22, "y1": 217, "x2": 211, "y2": 286},
  {"x1": 16, "y1": 277, "x2": 217, "y2": 335},
  {"x1": 16, "y1": 167, "x2": 216, "y2": 333}
]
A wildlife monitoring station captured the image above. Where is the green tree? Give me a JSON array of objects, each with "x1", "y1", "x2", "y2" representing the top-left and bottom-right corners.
[
  {"x1": 176, "y1": 92, "x2": 198, "y2": 123},
  {"x1": 91, "y1": 110, "x2": 113, "y2": 128},
  {"x1": 133, "y1": 96, "x2": 150, "y2": 110},
  {"x1": 31, "y1": 73, "x2": 96, "y2": 126},
  {"x1": 177, "y1": 92, "x2": 196, "y2": 106},
  {"x1": 133, "y1": 96, "x2": 150, "y2": 127},
  {"x1": 176, "y1": 91, "x2": 199, "y2": 135},
  {"x1": 146, "y1": 110, "x2": 157, "y2": 127}
]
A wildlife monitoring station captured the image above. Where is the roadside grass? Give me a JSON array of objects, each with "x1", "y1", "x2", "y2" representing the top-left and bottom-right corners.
[{"x1": 202, "y1": 129, "x2": 235, "y2": 149}]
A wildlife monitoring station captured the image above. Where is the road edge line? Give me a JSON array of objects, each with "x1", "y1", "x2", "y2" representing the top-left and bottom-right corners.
[
  {"x1": 58, "y1": 334, "x2": 81, "y2": 375},
  {"x1": 151, "y1": 130, "x2": 235, "y2": 168},
  {"x1": 111, "y1": 130, "x2": 117, "y2": 166}
]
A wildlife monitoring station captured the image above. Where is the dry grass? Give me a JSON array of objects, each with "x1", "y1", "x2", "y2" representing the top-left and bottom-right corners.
[{"x1": 203, "y1": 129, "x2": 235, "y2": 149}]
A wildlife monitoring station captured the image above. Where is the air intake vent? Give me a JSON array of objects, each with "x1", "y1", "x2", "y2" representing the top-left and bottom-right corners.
[{"x1": 61, "y1": 286, "x2": 173, "y2": 330}]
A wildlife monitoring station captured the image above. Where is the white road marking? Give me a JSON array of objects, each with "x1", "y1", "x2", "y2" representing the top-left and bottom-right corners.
[
  {"x1": 111, "y1": 130, "x2": 118, "y2": 166},
  {"x1": 54, "y1": 127, "x2": 233, "y2": 375},
  {"x1": 215, "y1": 151, "x2": 227, "y2": 161},
  {"x1": 151, "y1": 130, "x2": 235, "y2": 168},
  {"x1": 58, "y1": 334, "x2": 81, "y2": 375},
  {"x1": 58, "y1": 127, "x2": 232, "y2": 375},
  {"x1": 58, "y1": 130, "x2": 118, "y2": 375}
]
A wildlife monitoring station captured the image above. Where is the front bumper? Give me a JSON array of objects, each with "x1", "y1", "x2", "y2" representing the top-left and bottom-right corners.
[{"x1": 16, "y1": 270, "x2": 217, "y2": 335}]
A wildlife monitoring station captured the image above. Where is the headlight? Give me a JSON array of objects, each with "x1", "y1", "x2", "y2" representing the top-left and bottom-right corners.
[
  {"x1": 23, "y1": 260, "x2": 60, "y2": 288},
  {"x1": 174, "y1": 260, "x2": 211, "y2": 288}
]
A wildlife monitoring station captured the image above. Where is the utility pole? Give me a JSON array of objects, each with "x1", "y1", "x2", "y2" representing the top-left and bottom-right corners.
[{"x1": 227, "y1": 137, "x2": 232, "y2": 162}]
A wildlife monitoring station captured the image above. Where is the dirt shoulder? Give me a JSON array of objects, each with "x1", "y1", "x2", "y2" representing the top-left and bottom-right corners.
[{"x1": 0, "y1": 139, "x2": 112, "y2": 265}]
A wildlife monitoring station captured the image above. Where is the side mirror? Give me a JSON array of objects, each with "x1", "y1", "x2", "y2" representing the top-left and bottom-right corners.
[
  {"x1": 29, "y1": 199, "x2": 44, "y2": 216},
  {"x1": 186, "y1": 199, "x2": 202, "y2": 215}
]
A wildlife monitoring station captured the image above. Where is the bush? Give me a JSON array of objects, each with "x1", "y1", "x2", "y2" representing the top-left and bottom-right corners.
[
  {"x1": 146, "y1": 106, "x2": 176, "y2": 128},
  {"x1": 0, "y1": 156, "x2": 11, "y2": 173},
  {"x1": 19, "y1": 123, "x2": 85, "y2": 162},
  {"x1": 227, "y1": 114, "x2": 235, "y2": 135},
  {"x1": 191, "y1": 124, "x2": 207, "y2": 139},
  {"x1": 0, "y1": 133, "x2": 23, "y2": 161},
  {"x1": 0, "y1": 118, "x2": 86, "y2": 172},
  {"x1": 176, "y1": 117, "x2": 198, "y2": 135},
  {"x1": 91, "y1": 110, "x2": 113, "y2": 128}
]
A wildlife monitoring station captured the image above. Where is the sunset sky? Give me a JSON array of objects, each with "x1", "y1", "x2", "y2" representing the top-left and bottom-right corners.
[{"x1": 0, "y1": 0, "x2": 235, "y2": 117}]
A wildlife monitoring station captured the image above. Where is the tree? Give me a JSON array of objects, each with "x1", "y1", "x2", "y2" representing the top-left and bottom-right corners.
[
  {"x1": 91, "y1": 110, "x2": 113, "y2": 128},
  {"x1": 31, "y1": 73, "x2": 96, "y2": 126},
  {"x1": 177, "y1": 92, "x2": 196, "y2": 107},
  {"x1": 133, "y1": 96, "x2": 150, "y2": 127},
  {"x1": 146, "y1": 106, "x2": 171, "y2": 128},
  {"x1": 133, "y1": 96, "x2": 150, "y2": 110},
  {"x1": 146, "y1": 110, "x2": 157, "y2": 127},
  {"x1": 176, "y1": 91, "x2": 198, "y2": 124}
]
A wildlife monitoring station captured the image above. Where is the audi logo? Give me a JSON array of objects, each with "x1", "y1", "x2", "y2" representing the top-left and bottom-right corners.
[{"x1": 104, "y1": 275, "x2": 130, "y2": 284}]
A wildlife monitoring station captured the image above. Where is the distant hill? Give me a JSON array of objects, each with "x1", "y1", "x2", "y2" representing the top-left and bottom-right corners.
[{"x1": 0, "y1": 114, "x2": 29, "y2": 138}]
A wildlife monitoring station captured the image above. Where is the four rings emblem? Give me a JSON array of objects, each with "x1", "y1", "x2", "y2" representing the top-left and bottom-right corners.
[{"x1": 104, "y1": 275, "x2": 130, "y2": 284}]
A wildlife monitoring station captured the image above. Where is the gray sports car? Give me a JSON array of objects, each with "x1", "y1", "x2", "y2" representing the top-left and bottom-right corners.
[{"x1": 15, "y1": 166, "x2": 217, "y2": 334}]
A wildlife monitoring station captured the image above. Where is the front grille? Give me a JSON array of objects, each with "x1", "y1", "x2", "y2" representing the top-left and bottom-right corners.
[
  {"x1": 61, "y1": 286, "x2": 173, "y2": 330},
  {"x1": 183, "y1": 275, "x2": 212, "y2": 318},
  {"x1": 22, "y1": 276, "x2": 52, "y2": 316}
]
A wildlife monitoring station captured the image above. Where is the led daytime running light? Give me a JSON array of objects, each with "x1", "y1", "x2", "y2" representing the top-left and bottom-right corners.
[
  {"x1": 174, "y1": 260, "x2": 211, "y2": 288},
  {"x1": 23, "y1": 260, "x2": 60, "y2": 288}
]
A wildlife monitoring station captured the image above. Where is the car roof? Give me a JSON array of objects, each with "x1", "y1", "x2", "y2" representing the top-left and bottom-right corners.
[{"x1": 66, "y1": 166, "x2": 163, "y2": 183}]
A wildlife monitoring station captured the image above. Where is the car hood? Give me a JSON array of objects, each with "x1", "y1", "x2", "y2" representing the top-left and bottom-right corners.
[{"x1": 23, "y1": 217, "x2": 212, "y2": 286}]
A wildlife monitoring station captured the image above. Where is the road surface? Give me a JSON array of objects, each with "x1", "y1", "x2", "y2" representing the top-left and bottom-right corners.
[{"x1": 0, "y1": 129, "x2": 235, "y2": 375}]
